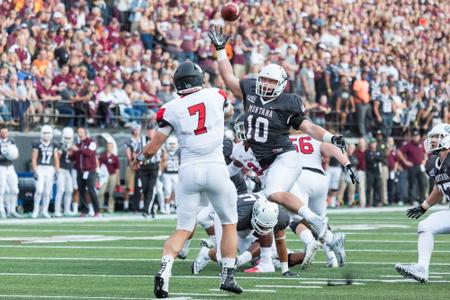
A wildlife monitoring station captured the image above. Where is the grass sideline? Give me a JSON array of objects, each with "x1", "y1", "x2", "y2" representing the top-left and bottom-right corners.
[{"x1": 0, "y1": 210, "x2": 450, "y2": 299}]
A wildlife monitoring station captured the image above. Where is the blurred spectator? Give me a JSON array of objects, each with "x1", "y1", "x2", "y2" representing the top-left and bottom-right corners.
[
  {"x1": 387, "y1": 137, "x2": 399, "y2": 204},
  {"x1": 353, "y1": 71, "x2": 370, "y2": 137},
  {"x1": 337, "y1": 143, "x2": 357, "y2": 206},
  {"x1": 365, "y1": 138, "x2": 382, "y2": 207},
  {"x1": 374, "y1": 85, "x2": 394, "y2": 138},
  {"x1": 375, "y1": 130, "x2": 389, "y2": 206},
  {"x1": 353, "y1": 138, "x2": 367, "y2": 207},
  {"x1": 98, "y1": 142, "x2": 120, "y2": 213}
]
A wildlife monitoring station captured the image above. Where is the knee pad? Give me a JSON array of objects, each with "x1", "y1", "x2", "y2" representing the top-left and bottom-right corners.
[{"x1": 288, "y1": 221, "x2": 301, "y2": 234}]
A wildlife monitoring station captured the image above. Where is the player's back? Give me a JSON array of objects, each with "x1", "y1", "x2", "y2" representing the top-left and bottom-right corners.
[
  {"x1": 290, "y1": 134, "x2": 323, "y2": 172},
  {"x1": 158, "y1": 87, "x2": 227, "y2": 167}
]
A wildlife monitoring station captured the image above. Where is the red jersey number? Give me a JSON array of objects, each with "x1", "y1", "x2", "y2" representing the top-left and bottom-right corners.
[
  {"x1": 291, "y1": 136, "x2": 314, "y2": 154},
  {"x1": 188, "y1": 103, "x2": 207, "y2": 135}
]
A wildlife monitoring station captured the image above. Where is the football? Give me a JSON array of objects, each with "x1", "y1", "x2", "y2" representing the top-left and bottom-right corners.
[{"x1": 221, "y1": 2, "x2": 240, "y2": 22}]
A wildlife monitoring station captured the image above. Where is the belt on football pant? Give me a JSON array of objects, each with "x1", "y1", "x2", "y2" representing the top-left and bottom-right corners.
[{"x1": 302, "y1": 167, "x2": 325, "y2": 176}]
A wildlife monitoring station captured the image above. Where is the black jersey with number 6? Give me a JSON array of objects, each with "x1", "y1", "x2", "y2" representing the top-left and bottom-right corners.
[
  {"x1": 426, "y1": 155, "x2": 450, "y2": 201},
  {"x1": 239, "y1": 78, "x2": 307, "y2": 164},
  {"x1": 237, "y1": 193, "x2": 290, "y2": 233},
  {"x1": 32, "y1": 141, "x2": 57, "y2": 166}
]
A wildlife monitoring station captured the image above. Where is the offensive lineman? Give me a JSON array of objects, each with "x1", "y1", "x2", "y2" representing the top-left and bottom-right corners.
[
  {"x1": 0, "y1": 126, "x2": 21, "y2": 218},
  {"x1": 209, "y1": 26, "x2": 347, "y2": 244},
  {"x1": 54, "y1": 127, "x2": 75, "y2": 217},
  {"x1": 133, "y1": 62, "x2": 242, "y2": 297},
  {"x1": 161, "y1": 136, "x2": 180, "y2": 214},
  {"x1": 395, "y1": 123, "x2": 450, "y2": 282},
  {"x1": 31, "y1": 125, "x2": 59, "y2": 218}
]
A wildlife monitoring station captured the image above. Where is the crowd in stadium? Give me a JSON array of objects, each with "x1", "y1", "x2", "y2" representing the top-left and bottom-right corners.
[{"x1": 0, "y1": 0, "x2": 449, "y2": 218}]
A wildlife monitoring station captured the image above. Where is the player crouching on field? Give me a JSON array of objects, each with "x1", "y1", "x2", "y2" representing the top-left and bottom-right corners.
[
  {"x1": 0, "y1": 126, "x2": 21, "y2": 219},
  {"x1": 395, "y1": 123, "x2": 450, "y2": 283}
]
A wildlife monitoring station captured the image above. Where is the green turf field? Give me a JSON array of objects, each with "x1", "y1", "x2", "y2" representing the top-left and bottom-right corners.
[{"x1": 0, "y1": 209, "x2": 450, "y2": 300}]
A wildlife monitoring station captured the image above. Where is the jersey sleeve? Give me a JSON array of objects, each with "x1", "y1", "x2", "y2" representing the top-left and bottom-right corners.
[
  {"x1": 222, "y1": 138, "x2": 234, "y2": 160},
  {"x1": 156, "y1": 104, "x2": 175, "y2": 129},
  {"x1": 425, "y1": 155, "x2": 436, "y2": 178},
  {"x1": 239, "y1": 78, "x2": 256, "y2": 103},
  {"x1": 287, "y1": 95, "x2": 308, "y2": 129},
  {"x1": 32, "y1": 141, "x2": 40, "y2": 150}
]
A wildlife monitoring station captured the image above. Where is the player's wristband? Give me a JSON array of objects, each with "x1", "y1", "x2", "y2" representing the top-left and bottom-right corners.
[
  {"x1": 323, "y1": 132, "x2": 333, "y2": 143},
  {"x1": 217, "y1": 49, "x2": 228, "y2": 61},
  {"x1": 421, "y1": 201, "x2": 430, "y2": 211}
]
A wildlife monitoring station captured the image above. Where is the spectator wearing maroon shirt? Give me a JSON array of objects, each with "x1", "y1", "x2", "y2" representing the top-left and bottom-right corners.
[
  {"x1": 386, "y1": 137, "x2": 399, "y2": 204},
  {"x1": 179, "y1": 22, "x2": 196, "y2": 62},
  {"x1": 353, "y1": 138, "x2": 367, "y2": 207},
  {"x1": 98, "y1": 142, "x2": 120, "y2": 213},
  {"x1": 398, "y1": 129, "x2": 428, "y2": 204},
  {"x1": 69, "y1": 127, "x2": 100, "y2": 217}
]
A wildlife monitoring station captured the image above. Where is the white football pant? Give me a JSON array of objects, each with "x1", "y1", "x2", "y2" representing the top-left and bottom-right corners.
[
  {"x1": 54, "y1": 169, "x2": 73, "y2": 214},
  {"x1": 33, "y1": 165, "x2": 55, "y2": 215},
  {"x1": 162, "y1": 173, "x2": 178, "y2": 199},
  {"x1": 0, "y1": 165, "x2": 19, "y2": 215}
]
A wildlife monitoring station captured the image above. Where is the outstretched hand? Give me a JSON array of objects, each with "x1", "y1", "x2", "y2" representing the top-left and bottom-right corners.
[{"x1": 208, "y1": 25, "x2": 230, "y2": 51}]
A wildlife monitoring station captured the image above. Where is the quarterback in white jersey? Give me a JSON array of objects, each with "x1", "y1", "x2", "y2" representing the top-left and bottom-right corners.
[
  {"x1": 134, "y1": 62, "x2": 242, "y2": 298},
  {"x1": 0, "y1": 126, "x2": 21, "y2": 219},
  {"x1": 289, "y1": 132, "x2": 358, "y2": 268}
]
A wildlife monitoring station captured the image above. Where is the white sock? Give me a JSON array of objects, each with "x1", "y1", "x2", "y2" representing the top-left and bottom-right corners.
[
  {"x1": 260, "y1": 247, "x2": 272, "y2": 265},
  {"x1": 299, "y1": 229, "x2": 315, "y2": 245},
  {"x1": 0, "y1": 196, "x2": 5, "y2": 214},
  {"x1": 160, "y1": 255, "x2": 174, "y2": 278},
  {"x1": 139, "y1": 200, "x2": 144, "y2": 210},
  {"x1": 123, "y1": 200, "x2": 129, "y2": 210},
  {"x1": 88, "y1": 203, "x2": 94, "y2": 214},
  {"x1": 42, "y1": 195, "x2": 50, "y2": 213},
  {"x1": 33, "y1": 194, "x2": 41, "y2": 213},
  {"x1": 6, "y1": 194, "x2": 14, "y2": 214},
  {"x1": 182, "y1": 239, "x2": 191, "y2": 252},
  {"x1": 418, "y1": 231, "x2": 433, "y2": 273},
  {"x1": 222, "y1": 257, "x2": 236, "y2": 269},
  {"x1": 209, "y1": 235, "x2": 216, "y2": 247},
  {"x1": 298, "y1": 206, "x2": 317, "y2": 221},
  {"x1": 331, "y1": 195, "x2": 337, "y2": 207},
  {"x1": 73, "y1": 202, "x2": 79, "y2": 214},
  {"x1": 64, "y1": 195, "x2": 72, "y2": 214},
  {"x1": 165, "y1": 203, "x2": 171, "y2": 212},
  {"x1": 280, "y1": 262, "x2": 289, "y2": 274},
  {"x1": 236, "y1": 251, "x2": 252, "y2": 267},
  {"x1": 323, "y1": 243, "x2": 336, "y2": 261}
]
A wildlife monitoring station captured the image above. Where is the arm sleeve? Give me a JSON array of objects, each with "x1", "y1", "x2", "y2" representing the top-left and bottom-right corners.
[{"x1": 287, "y1": 95, "x2": 308, "y2": 129}]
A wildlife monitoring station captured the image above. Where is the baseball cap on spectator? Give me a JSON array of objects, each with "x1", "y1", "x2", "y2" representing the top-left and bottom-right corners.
[
  {"x1": 318, "y1": 43, "x2": 327, "y2": 50},
  {"x1": 368, "y1": 137, "x2": 377, "y2": 144},
  {"x1": 411, "y1": 128, "x2": 420, "y2": 136},
  {"x1": 53, "y1": 11, "x2": 64, "y2": 19},
  {"x1": 375, "y1": 129, "x2": 383, "y2": 136},
  {"x1": 304, "y1": 37, "x2": 312, "y2": 44}
]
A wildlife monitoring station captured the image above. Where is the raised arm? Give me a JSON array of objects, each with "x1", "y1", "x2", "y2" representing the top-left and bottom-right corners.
[
  {"x1": 320, "y1": 142, "x2": 359, "y2": 184},
  {"x1": 299, "y1": 119, "x2": 347, "y2": 151},
  {"x1": 208, "y1": 25, "x2": 243, "y2": 99}
]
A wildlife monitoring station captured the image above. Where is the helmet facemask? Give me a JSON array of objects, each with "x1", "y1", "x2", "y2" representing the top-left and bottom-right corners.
[
  {"x1": 234, "y1": 119, "x2": 246, "y2": 141},
  {"x1": 256, "y1": 76, "x2": 284, "y2": 98},
  {"x1": 424, "y1": 133, "x2": 450, "y2": 155}
]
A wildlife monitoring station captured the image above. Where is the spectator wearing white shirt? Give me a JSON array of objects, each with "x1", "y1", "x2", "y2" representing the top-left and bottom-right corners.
[
  {"x1": 112, "y1": 80, "x2": 141, "y2": 127},
  {"x1": 250, "y1": 44, "x2": 265, "y2": 68},
  {"x1": 96, "y1": 83, "x2": 116, "y2": 128}
]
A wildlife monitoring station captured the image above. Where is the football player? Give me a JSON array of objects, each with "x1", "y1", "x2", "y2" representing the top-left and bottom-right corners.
[
  {"x1": 210, "y1": 26, "x2": 347, "y2": 246},
  {"x1": 395, "y1": 124, "x2": 450, "y2": 283},
  {"x1": 289, "y1": 132, "x2": 358, "y2": 268},
  {"x1": 54, "y1": 127, "x2": 75, "y2": 217},
  {"x1": 133, "y1": 62, "x2": 242, "y2": 297},
  {"x1": 0, "y1": 126, "x2": 21, "y2": 218},
  {"x1": 192, "y1": 193, "x2": 290, "y2": 274},
  {"x1": 161, "y1": 136, "x2": 180, "y2": 214},
  {"x1": 31, "y1": 125, "x2": 59, "y2": 218}
]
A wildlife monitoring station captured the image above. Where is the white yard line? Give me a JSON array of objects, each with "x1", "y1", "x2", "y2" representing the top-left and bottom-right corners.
[
  {"x1": 208, "y1": 289, "x2": 276, "y2": 293},
  {"x1": 0, "y1": 295, "x2": 152, "y2": 300},
  {"x1": 255, "y1": 285, "x2": 321, "y2": 289}
]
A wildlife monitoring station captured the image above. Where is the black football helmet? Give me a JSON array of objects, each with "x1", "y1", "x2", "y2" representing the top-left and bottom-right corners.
[{"x1": 173, "y1": 62, "x2": 204, "y2": 95}]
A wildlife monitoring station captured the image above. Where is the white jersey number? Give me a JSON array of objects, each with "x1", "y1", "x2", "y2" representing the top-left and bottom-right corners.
[{"x1": 246, "y1": 115, "x2": 269, "y2": 143}]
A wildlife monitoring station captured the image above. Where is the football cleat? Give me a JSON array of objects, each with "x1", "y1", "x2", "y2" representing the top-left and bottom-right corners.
[
  {"x1": 308, "y1": 216, "x2": 328, "y2": 240},
  {"x1": 154, "y1": 273, "x2": 169, "y2": 298},
  {"x1": 244, "y1": 263, "x2": 275, "y2": 273},
  {"x1": 42, "y1": 212, "x2": 51, "y2": 219},
  {"x1": 282, "y1": 270, "x2": 299, "y2": 277},
  {"x1": 191, "y1": 249, "x2": 210, "y2": 274},
  {"x1": 328, "y1": 232, "x2": 346, "y2": 267},
  {"x1": 324, "y1": 244, "x2": 339, "y2": 268},
  {"x1": 220, "y1": 267, "x2": 243, "y2": 294},
  {"x1": 31, "y1": 209, "x2": 39, "y2": 219},
  {"x1": 0, "y1": 211, "x2": 6, "y2": 219},
  {"x1": 177, "y1": 248, "x2": 189, "y2": 260},
  {"x1": 395, "y1": 263, "x2": 428, "y2": 283},
  {"x1": 54, "y1": 211, "x2": 63, "y2": 218},
  {"x1": 301, "y1": 240, "x2": 322, "y2": 269},
  {"x1": 200, "y1": 238, "x2": 215, "y2": 249},
  {"x1": 8, "y1": 212, "x2": 23, "y2": 219}
]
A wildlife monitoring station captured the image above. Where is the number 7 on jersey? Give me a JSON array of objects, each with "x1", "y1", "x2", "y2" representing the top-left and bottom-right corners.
[{"x1": 188, "y1": 103, "x2": 208, "y2": 135}]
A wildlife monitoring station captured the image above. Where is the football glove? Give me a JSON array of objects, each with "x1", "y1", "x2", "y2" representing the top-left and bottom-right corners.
[
  {"x1": 406, "y1": 205, "x2": 427, "y2": 219},
  {"x1": 33, "y1": 172, "x2": 39, "y2": 181},
  {"x1": 345, "y1": 164, "x2": 359, "y2": 184},
  {"x1": 208, "y1": 25, "x2": 230, "y2": 51},
  {"x1": 331, "y1": 135, "x2": 348, "y2": 152},
  {"x1": 54, "y1": 172, "x2": 58, "y2": 182}
]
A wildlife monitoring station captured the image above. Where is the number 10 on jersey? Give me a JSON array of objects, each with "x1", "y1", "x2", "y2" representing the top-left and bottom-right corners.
[{"x1": 246, "y1": 115, "x2": 269, "y2": 142}]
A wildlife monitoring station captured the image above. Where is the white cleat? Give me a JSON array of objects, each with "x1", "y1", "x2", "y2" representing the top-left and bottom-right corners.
[
  {"x1": 177, "y1": 247, "x2": 189, "y2": 260},
  {"x1": 54, "y1": 211, "x2": 63, "y2": 218},
  {"x1": 41, "y1": 212, "x2": 51, "y2": 219},
  {"x1": 244, "y1": 263, "x2": 275, "y2": 273},
  {"x1": 395, "y1": 263, "x2": 428, "y2": 283},
  {"x1": 7, "y1": 212, "x2": 23, "y2": 219},
  {"x1": 191, "y1": 244, "x2": 211, "y2": 274},
  {"x1": 326, "y1": 254, "x2": 339, "y2": 268},
  {"x1": 31, "y1": 210, "x2": 39, "y2": 219},
  {"x1": 301, "y1": 240, "x2": 322, "y2": 269},
  {"x1": 308, "y1": 216, "x2": 328, "y2": 240},
  {"x1": 328, "y1": 232, "x2": 346, "y2": 267},
  {"x1": 0, "y1": 211, "x2": 6, "y2": 219}
]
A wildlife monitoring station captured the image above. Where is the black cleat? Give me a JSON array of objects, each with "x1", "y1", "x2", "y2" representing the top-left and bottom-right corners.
[
  {"x1": 220, "y1": 267, "x2": 243, "y2": 294},
  {"x1": 282, "y1": 270, "x2": 299, "y2": 277},
  {"x1": 154, "y1": 274, "x2": 169, "y2": 298}
]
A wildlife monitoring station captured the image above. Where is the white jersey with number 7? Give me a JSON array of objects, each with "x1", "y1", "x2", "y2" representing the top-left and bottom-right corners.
[{"x1": 156, "y1": 87, "x2": 230, "y2": 168}]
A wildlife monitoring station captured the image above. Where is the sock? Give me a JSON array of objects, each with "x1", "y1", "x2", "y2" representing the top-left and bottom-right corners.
[
  {"x1": 123, "y1": 200, "x2": 129, "y2": 210},
  {"x1": 260, "y1": 247, "x2": 272, "y2": 265},
  {"x1": 64, "y1": 195, "x2": 72, "y2": 214},
  {"x1": 139, "y1": 200, "x2": 144, "y2": 210},
  {"x1": 0, "y1": 196, "x2": 5, "y2": 214},
  {"x1": 298, "y1": 206, "x2": 317, "y2": 221},
  {"x1": 331, "y1": 195, "x2": 337, "y2": 207},
  {"x1": 209, "y1": 235, "x2": 216, "y2": 247},
  {"x1": 73, "y1": 202, "x2": 79, "y2": 214},
  {"x1": 280, "y1": 262, "x2": 289, "y2": 274},
  {"x1": 182, "y1": 239, "x2": 191, "y2": 253},
  {"x1": 33, "y1": 194, "x2": 40, "y2": 214},
  {"x1": 222, "y1": 257, "x2": 236, "y2": 269},
  {"x1": 323, "y1": 230, "x2": 334, "y2": 244},
  {"x1": 236, "y1": 251, "x2": 252, "y2": 267},
  {"x1": 6, "y1": 194, "x2": 13, "y2": 214},
  {"x1": 88, "y1": 203, "x2": 94, "y2": 214},
  {"x1": 159, "y1": 255, "x2": 174, "y2": 278},
  {"x1": 42, "y1": 195, "x2": 50, "y2": 213},
  {"x1": 323, "y1": 243, "x2": 337, "y2": 261},
  {"x1": 165, "y1": 203, "x2": 171, "y2": 212},
  {"x1": 299, "y1": 230, "x2": 315, "y2": 245},
  {"x1": 417, "y1": 231, "x2": 433, "y2": 273}
]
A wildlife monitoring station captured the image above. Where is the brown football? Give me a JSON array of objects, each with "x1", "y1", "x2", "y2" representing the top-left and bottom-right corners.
[{"x1": 221, "y1": 2, "x2": 240, "y2": 22}]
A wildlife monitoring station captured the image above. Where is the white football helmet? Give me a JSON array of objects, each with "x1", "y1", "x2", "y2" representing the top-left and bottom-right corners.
[
  {"x1": 166, "y1": 136, "x2": 178, "y2": 153},
  {"x1": 234, "y1": 114, "x2": 246, "y2": 141},
  {"x1": 251, "y1": 197, "x2": 279, "y2": 235},
  {"x1": 255, "y1": 64, "x2": 288, "y2": 98},
  {"x1": 62, "y1": 127, "x2": 74, "y2": 148},
  {"x1": 40, "y1": 125, "x2": 53, "y2": 143},
  {"x1": 3, "y1": 143, "x2": 19, "y2": 161},
  {"x1": 424, "y1": 123, "x2": 450, "y2": 154}
]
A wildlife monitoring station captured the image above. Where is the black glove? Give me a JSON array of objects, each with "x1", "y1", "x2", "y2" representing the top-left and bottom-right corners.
[
  {"x1": 33, "y1": 172, "x2": 39, "y2": 181},
  {"x1": 345, "y1": 164, "x2": 359, "y2": 184},
  {"x1": 331, "y1": 135, "x2": 348, "y2": 152},
  {"x1": 208, "y1": 25, "x2": 230, "y2": 51},
  {"x1": 54, "y1": 172, "x2": 58, "y2": 182},
  {"x1": 406, "y1": 205, "x2": 427, "y2": 219}
]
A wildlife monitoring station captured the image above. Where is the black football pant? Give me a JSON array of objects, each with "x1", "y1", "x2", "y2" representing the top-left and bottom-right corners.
[
  {"x1": 408, "y1": 166, "x2": 427, "y2": 204},
  {"x1": 77, "y1": 171, "x2": 100, "y2": 214},
  {"x1": 366, "y1": 172, "x2": 381, "y2": 207},
  {"x1": 133, "y1": 168, "x2": 159, "y2": 213}
]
